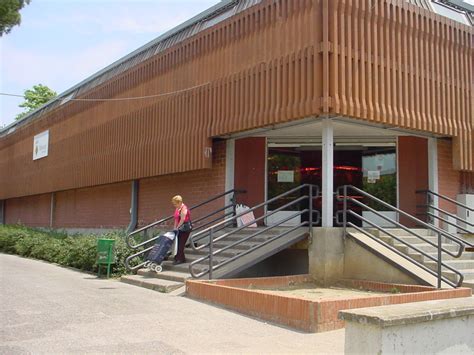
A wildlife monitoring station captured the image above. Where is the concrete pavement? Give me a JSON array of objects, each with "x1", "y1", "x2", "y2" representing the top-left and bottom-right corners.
[{"x1": 0, "y1": 254, "x2": 344, "y2": 354}]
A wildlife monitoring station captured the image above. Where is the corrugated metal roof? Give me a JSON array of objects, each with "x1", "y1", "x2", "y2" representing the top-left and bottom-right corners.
[{"x1": 1, "y1": 0, "x2": 470, "y2": 137}]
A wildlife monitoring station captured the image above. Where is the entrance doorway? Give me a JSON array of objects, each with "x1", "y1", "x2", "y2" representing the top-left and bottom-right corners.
[{"x1": 266, "y1": 143, "x2": 397, "y2": 226}]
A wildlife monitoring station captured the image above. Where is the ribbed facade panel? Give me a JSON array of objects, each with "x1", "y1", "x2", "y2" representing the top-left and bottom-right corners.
[
  {"x1": 0, "y1": 0, "x2": 323, "y2": 199},
  {"x1": 1, "y1": 0, "x2": 472, "y2": 200},
  {"x1": 322, "y1": 0, "x2": 473, "y2": 170}
]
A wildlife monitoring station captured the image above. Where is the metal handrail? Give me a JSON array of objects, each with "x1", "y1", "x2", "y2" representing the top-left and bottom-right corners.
[
  {"x1": 338, "y1": 185, "x2": 468, "y2": 248},
  {"x1": 191, "y1": 183, "x2": 317, "y2": 243},
  {"x1": 417, "y1": 189, "x2": 473, "y2": 212},
  {"x1": 346, "y1": 222, "x2": 461, "y2": 288},
  {"x1": 124, "y1": 189, "x2": 246, "y2": 270},
  {"x1": 421, "y1": 204, "x2": 474, "y2": 227},
  {"x1": 189, "y1": 184, "x2": 320, "y2": 279},
  {"x1": 417, "y1": 190, "x2": 474, "y2": 238},
  {"x1": 425, "y1": 211, "x2": 472, "y2": 235},
  {"x1": 192, "y1": 195, "x2": 310, "y2": 251},
  {"x1": 189, "y1": 211, "x2": 310, "y2": 279},
  {"x1": 338, "y1": 185, "x2": 467, "y2": 288},
  {"x1": 346, "y1": 198, "x2": 464, "y2": 257},
  {"x1": 126, "y1": 189, "x2": 245, "y2": 249}
]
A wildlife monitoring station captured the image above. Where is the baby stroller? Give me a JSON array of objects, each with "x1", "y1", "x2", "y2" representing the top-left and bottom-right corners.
[{"x1": 144, "y1": 230, "x2": 178, "y2": 273}]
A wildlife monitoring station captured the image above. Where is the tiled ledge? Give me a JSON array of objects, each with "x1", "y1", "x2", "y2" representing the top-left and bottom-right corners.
[{"x1": 339, "y1": 297, "x2": 474, "y2": 328}]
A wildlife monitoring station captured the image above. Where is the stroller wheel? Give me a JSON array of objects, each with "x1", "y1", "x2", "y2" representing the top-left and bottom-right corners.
[
  {"x1": 155, "y1": 265, "x2": 163, "y2": 273},
  {"x1": 143, "y1": 261, "x2": 150, "y2": 268}
]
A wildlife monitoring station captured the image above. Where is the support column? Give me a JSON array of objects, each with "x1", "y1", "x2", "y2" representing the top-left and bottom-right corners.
[
  {"x1": 49, "y1": 193, "x2": 55, "y2": 228},
  {"x1": 428, "y1": 137, "x2": 439, "y2": 227},
  {"x1": 0, "y1": 200, "x2": 4, "y2": 225},
  {"x1": 126, "y1": 180, "x2": 139, "y2": 234},
  {"x1": 322, "y1": 119, "x2": 334, "y2": 227},
  {"x1": 225, "y1": 138, "x2": 235, "y2": 209}
]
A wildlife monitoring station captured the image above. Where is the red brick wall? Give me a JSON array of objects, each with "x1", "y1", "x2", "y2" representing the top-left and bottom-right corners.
[
  {"x1": 398, "y1": 137, "x2": 428, "y2": 225},
  {"x1": 234, "y1": 137, "x2": 266, "y2": 219},
  {"x1": 438, "y1": 139, "x2": 461, "y2": 214},
  {"x1": 138, "y1": 140, "x2": 227, "y2": 227},
  {"x1": 5, "y1": 193, "x2": 51, "y2": 227},
  {"x1": 53, "y1": 182, "x2": 131, "y2": 228},
  {"x1": 460, "y1": 172, "x2": 474, "y2": 194}
]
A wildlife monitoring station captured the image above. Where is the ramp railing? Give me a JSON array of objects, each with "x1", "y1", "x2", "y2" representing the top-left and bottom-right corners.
[
  {"x1": 417, "y1": 189, "x2": 474, "y2": 236},
  {"x1": 124, "y1": 189, "x2": 245, "y2": 271},
  {"x1": 337, "y1": 185, "x2": 468, "y2": 288},
  {"x1": 188, "y1": 184, "x2": 320, "y2": 279}
]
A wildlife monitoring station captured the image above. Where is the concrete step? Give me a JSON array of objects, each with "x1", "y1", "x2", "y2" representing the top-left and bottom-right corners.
[
  {"x1": 394, "y1": 236, "x2": 441, "y2": 244},
  {"x1": 406, "y1": 251, "x2": 474, "y2": 263},
  {"x1": 223, "y1": 228, "x2": 284, "y2": 236},
  {"x1": 161, "y1": 253, "x2": 227, "y2": 266},
  {"x1": 393, "y1": 242, "x2": 460, "y2": 253},
  {"x1": 440, "y1": 259, "x2": 474, "y2": 269},
  {"x1": 376, "y1": 228, "x2": 435, "y2": 237},
  {"x1": 134, "y1": 227, "x2": 308, "y2": 279},
  {"x1": 462, "y1": 280, "x2": 474, "y2": 290},
  {"x1": 425, "y1": 259, "x2": 474, "y2": 271},
  {"x1": 379, "y1": 235, "x2": 440, "y2": 246},
  {"x1": 224, "y1": 234, "x2": 275, "y2": 243},
  {"x1": 189, "y1": 247, "x2": 241, "y2": 258},
  {"x1": 137, "y1": 269, "x2": 190, "y2": 283},
  {"x1": 211, "y1": 228, "x2": 309, "y2": 279},
  {"x1": 161, "y1": 259, "x2": 207, "y2": 274},
  {"x1": 120, "y1": 275, "x2": 183, "y2": 293},
  {"x1": 213, "y1": 240, "x2": 261, "y2": 250}
]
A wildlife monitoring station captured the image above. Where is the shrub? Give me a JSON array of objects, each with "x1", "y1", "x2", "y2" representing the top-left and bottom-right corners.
[{"x1": 0, "y1": 225, "x2": 135, "y2": 277}]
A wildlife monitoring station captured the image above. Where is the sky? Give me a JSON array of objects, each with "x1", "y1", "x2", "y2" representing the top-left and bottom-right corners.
[{"x1": 0, "y1": 0, "x2": 220, "y2": 127}]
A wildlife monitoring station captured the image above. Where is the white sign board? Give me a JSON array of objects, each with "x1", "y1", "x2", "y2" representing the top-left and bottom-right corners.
[
  {"x1": 367, "y1": 170, "x2": 380, "y2": 184},
  {"x1": 33, "y1": 130, "x2": 49, "y2": 160},
  {"x1": 277, "y1": 170, "x2": 294, "y2": 183}
]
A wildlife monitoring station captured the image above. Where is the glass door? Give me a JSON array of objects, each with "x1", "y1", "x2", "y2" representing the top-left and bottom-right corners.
[{"x1": 266, "y1": 142, "x2": 397, "y2": 227}]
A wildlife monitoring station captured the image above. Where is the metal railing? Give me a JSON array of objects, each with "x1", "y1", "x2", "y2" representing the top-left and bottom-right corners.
[
  {"x1": 337, "y1": 185, "x2": 467, "y2": 288},
  {"x1": 188, "y1": 184, "x2": 320, "y2": 279},
  {"x1": 417, "y1": 189, "x2": 474, "y2": 237},
  {"x1": 124, "y1": 189, "x2": 246, "y2": 271}
]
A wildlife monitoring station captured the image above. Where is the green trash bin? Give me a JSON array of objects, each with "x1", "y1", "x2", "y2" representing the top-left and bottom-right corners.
[{"x1": 97, "y1": 239, "x2": 115, "y2": 278}]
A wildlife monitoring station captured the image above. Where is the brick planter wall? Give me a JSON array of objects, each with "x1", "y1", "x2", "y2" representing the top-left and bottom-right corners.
[{"x1": 186, "y1": 275, "x2": 472, "y2": 333}]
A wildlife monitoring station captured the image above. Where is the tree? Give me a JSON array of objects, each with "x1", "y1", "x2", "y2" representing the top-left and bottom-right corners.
[
  {"x1": 0, "y1": 0, "x2": 31, "y2": 36},
  {"x1": 16, "y1": 84, "x2": 57, "y2": 120}
]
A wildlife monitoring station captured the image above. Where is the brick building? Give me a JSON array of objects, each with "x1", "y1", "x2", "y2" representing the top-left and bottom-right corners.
[{"x1": 1, "y1": 0, "x2": 473, "y2": 232}]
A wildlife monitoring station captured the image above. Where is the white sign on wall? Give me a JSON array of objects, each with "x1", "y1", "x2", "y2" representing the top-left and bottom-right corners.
[{"x1": 33, "y1": 130, "x2": 49, "y2": 160}]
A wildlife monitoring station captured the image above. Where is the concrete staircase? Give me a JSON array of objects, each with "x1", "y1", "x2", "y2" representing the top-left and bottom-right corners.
[
  {"x1": 367, "y1": 228, "x2": 474, "y2": 288},
  {"x1": 121, "y1": 227, "x2": 309, "y2": 292}
]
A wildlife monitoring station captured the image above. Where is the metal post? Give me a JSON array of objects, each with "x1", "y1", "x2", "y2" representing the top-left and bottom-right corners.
[
  {"x1": 309, "y1": 185, "x2": 313, "y2": 238},
  {"x1": 209, "y1": 229, "x2": 214, "y2": 279},
  {"x1": 0, "y1": 200, "x2": 5, "y2": 225},
  {"x1": 231, "y1": 193, "x2": 237, "y2": 227},
  {"x1": 50, "y1": 192, "x2": 55, "y2": 228},
  {"x1": 428, "y1": 137, "x2": 439, "y2": 227},
  {"x1": 322, "y1": 118, "x2": 334, "y2": 227},
  {"x1": 437, "y1": 231, "x2": 442, "y2": 289},
  {"x1": 343, "y1": 185, "x2": 348, "y2": 236},
  {"x1": 427, "y1": 193, "x2": 433, "y2": 224}
]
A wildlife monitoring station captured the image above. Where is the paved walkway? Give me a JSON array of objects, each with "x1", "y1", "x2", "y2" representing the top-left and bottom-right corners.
[{"x1": 0, "y1": 254, "x2": 344, "y2": 354}]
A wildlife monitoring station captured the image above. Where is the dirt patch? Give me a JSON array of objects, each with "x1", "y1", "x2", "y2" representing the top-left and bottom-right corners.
[{"x1": 250, "y1": 282, "x2": 388, "y2": 301}]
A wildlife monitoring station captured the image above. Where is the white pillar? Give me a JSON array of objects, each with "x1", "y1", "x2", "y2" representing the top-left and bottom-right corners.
[
  {"x1": 225, "y1": 139, "x2": 235, "y2": 209},
  {"x1": 428, "y1": 137, "x2": 439, "y2": 227},
  {"x1": 322, "y1": 119, "x2": 334, "y2": 227}
]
